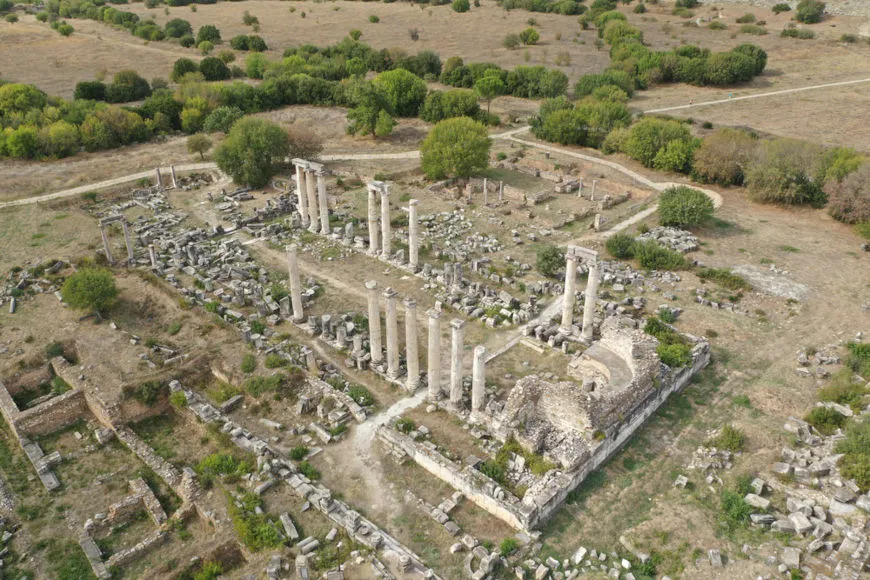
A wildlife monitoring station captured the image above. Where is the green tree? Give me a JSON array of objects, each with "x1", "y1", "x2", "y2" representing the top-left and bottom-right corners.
[
  {"x1": 214, "y1": 117, "x2": 289, "y2": 187},
  {"x1": 61, "y1": 268, "x2": 119, "y2": 313},
  {"x1": 6, "y1": 125, "x2": 39, "y2": 159},
  {"x1": 474, "y1": 75, "x2": 505, "y2": 114},
  {"x1": 652, "y1": 138, "x2": 698, "y2": 174},
  {"x1": 187, "y1": 133, "x2": 212, "y2": 160},
  {"x1": 199, "y1": 57, "x2": 231, "y2": 81},
  {"x1": 691, "y1": 128, "x2": 756, "y2": 186},
  {"x1": 658, "y1": 186, "x2": 714, "y2": 227},
  {"x1": 824, "y1": 163, "x2": 870, "y2": 224},
  {"x1": 375, "y1": 110, "x2": 395, "y2": 137},
  {"x1": 622, "y1": 117, "x2": 692, "y2": 168},
  {"x1": 203, "y1": 106, "x2": 243, "y2": 133},
  {"x1": 536, "y1": 244, "x2": 565, "y2": 278},
  {"x1": 171, "y1": 58, "x2": 199, "y2": 83},
  {"x1": 346, "y1": 80, "x2": 394, "y2": 138},
  {"x1": 74, "y1": 81, "x2": 107, "y2": 101},
  {"x1": 0, "y1": 83, "x2": 46, "y2": 116},
  {"x1": 373, "y1": 69, "x2": 428, "y2": 117},
  {"x1": 106, "y1": 70, "x2": 151, "y2": 103},
  {"x1": 745, "y1": 138, "x2": 826, "y2": 206},
  {"x1": 164, "y1": 18, "x2": 192, "y2": 38},
  {"x1": 420, "y1": 117, "x2": 491, "y2": 179},
  {"x1": 40, "y1": 120, "x2": 80, "y2": 158},
  {"x1": 503, "y1": 33, "x2": 521, "y2": 50},
  {"x1": 196, "y1": 24, "x2": 221, "y2": 45},
  {"x1": 731, "y1": 43, "x2": 767, "y2": 75},
  {"x1": 245, "y1": 53, "x2": 268, "y2": 79}
]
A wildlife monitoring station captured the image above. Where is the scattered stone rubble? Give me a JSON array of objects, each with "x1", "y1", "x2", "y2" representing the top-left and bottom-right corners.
[{"x1": 635, "y1": 226, "x2": 700, "y2": 254}]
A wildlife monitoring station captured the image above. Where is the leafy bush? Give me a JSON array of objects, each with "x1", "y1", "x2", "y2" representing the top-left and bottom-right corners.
[
  {"x1": 299, "y1": 461, "x2": 320, "y2": 480},
  {"x1": 421, "y1": 117, "x2": 490, "y2": 179},
  {"x1": 708, "y1": 20, "x2": 727, "y2": 30},
  {"x1": 735, "y1": 13, "x2": 756, "y2": 23},
  {"x1": 61, "y1": 268, "x2": 118, "y2": 313},
  {"x1": 290, "y1": 446, "x2": 308, "y2": 460},
  {"x1": 396, "y1": 418, "x2": 416, "y2": 433},
  {"x1": 606, "y1": 233, "x2": 636, "y2": 259},
  {"x1": 519, "y1": 27, "x2": 540, "y2": 45},
  {"x1": 795, "y1": 0, "x2": 825, "y2": 23},
  {"x1": 622, "y1": 117, "x2": 693, "y2": 169},
  {"x1": 264, "y1": 354, "x2": 286, "y2": 369},
  {"x1": 228, "y1": 492, "x2": 283, "y2": 551},
  {"x1": 739, "y1": 24, "x2": 767, "y2": 35},
  {"x1": 503, "y1": 33, "x2": 521, "y2": 50},
  {"x1": 169, "y1": 390, "x2": 187, "y2": 408},
  {"x1": 847, "y1": 342, "x2": 870, "y2": 377},
  {"x1": 657, "y1": 343, "x2": 692, "y2": 367},
  {"x1": 241, "y1": 354, "x2": 256, "y2": 373},
  {"x1": 745, "y1": 138, "x2": 827, "y2": 207},
  {"x1": 348, "y1": 385, "x2": 375, "y2": 406},
  {"x1": 196, "y1": 452, "x2": 251, "y2": 485},
  {"x1": 697, "y1": 268, "x2": 751, "y2": 291},
  {"x1": 719, "y1": 488, "x2": 752, "y2": 532},
  {"x1": 132, "y1": 381, "x2": 166, "y2": 406},
  {"x1": 692, "y1": 128, "x2": 757, "y2": 186},
  {"x1": 824, "y1": 163, "x2": 870, "y2": 224},
  {"x1": 243, "y1": 374, "x2": 284, "y2": 397},
  {"x1": 634, "y1": 241, "x2": 689, "y2": 271},
  {"x1": 536, "y1": 244, "x2": 565, "y2": 278},
  {"x1": 500, "y1": 537, "x2": 519, "y2": 556},
  {"x1": 772, "y1": 3, "x2": 791, "y2": 13},
  {"x1": 781, "y1": 27, "x2": 815, "y2": 39},
  {"x1": 708, "y1": 424, "x2": 746, "y2": 451},
  {"x1": 452, "y1": 0, "x2": 470, "y2": 12},
  {"x1": 836, "y1": 420, "x2": 870, "y2": 490},
  {"x1": 479, "y1": 460, "x2": 505, "y2": 483},
  {"x1": 805, "y1": 406, "x2": 846, "y2": 435}
]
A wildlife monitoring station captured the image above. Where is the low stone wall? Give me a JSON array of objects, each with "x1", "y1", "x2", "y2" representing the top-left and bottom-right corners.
[
  {"x1": 377, "y1": 427, "x2": 534, "y2": 530},
  {"x1": 14, "y1": 389, "x2": 90, "y2": 436},
  {"x1": 115, "y1": 427, "x2": 182, "y2": 490},
  {"x1": 105, "y1": 530, "x2": 167, "y2": 569}
]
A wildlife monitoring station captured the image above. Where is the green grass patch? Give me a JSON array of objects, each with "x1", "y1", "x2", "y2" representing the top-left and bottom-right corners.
[
  {"x1": 697, "y1": 268, "x2": 751, "y2": 291},
  {"x1": 228, "y1": 492, "x2": 284, "y2": 552}
]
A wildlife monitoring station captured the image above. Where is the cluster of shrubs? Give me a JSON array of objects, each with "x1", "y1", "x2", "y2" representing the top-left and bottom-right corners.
[
  {"x1": 42, "y1": 1, "x2": 224, "y2": 50},
  {"x1": 440, "y1": 58, "x2": 568, "y2": 100},
  {"x1": 74, "y1": 70, "x2": 153, "y2": 103},
  {"x1": 644, "y1": 317, "x2": 694, "y2": 368}
]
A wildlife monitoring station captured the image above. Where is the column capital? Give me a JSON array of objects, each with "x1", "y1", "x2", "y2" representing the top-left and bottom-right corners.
[
  {"x1": 285, "y1": 244, "x2": 298, "y2": 253},
  {"x1": 409, "y1": 198, "x2": 419, "y2": 207},
  {"x1": 473, "y1": 345, "x2": 486, "y2": 356},
  {"x1": 383, "y1": 287, "x2": 398, "y2": 300},
  {"x1": 427, "y1": 308, "x2": 441, "y2": 319},
  {"x1": 450, "y1": 318, "x2": 466, "y2": 330},
  {"x1": 403, "y1": 297, "x2": 417, "y2": 309},
  {"x1": 365, "y1": 280, "x2": 378, "y2": 291}
]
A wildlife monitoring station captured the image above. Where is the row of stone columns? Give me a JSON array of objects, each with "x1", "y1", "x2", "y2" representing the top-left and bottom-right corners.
[
  {"x1": 292, "y1": 159, "x2": 329, "y2": 234},
  {"x1": 560, "y1": 245, "x2": 600, "y2": 343},
  {"x1": 366, "y1": 181, "x2": 420, "y2": 271},
  {"x1": 365, "y1": 280, "x2": 421, "y2": 391}
]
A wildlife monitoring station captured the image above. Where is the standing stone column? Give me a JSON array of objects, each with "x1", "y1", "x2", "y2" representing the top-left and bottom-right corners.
[
  {"x1": 295, "y1": 163, "x2": 309, "y2": 226},
  {"x1": 366, "y1": 280, "x2": 383, "y2": 364},
  {"x1": 367, "y1": 186, "x2": 379, "y2": 256},
  {"x1": 148, "y1": 244, "x2": 157, "y2": 268},
  {"x1": 100, "y1": 225, "x2": 114, "y2": 265},
  {"x1": 380, "y1": 187, "x2": 391, "y2": 259},
  {"x1": 121, "y1": 221, "x2": 135, "y2": 262},
  {"x1": 408, "y1": 199, "x2": 419, "y2": 272},
  {"x1": 577, "y1": 178, "x2": 583, "y2": 198},
  {"x1": 499, "y1": 181, "x2": 504, "y2": 202},
  {"x1": 306, "y1": 170, "x2": 319, "y2": 233},
  {"x1": 170, "y1": 165, "x2": 178, "y2": 189},
  {"x1": 471, "y1": 345, "x2": 486, "y2": 413},
  {"x1": 590, "y1": 179, "x2": 597, "y2": 202},
  {"x1": 449, "y1": 319, "x2": 465, "y2": 408},
  {"x1": 560, "y1": 251, "x2": 578, "y2": 333},
  {"x1": 427, "y1": 309, "x2": 442, "y2": 401},
  {"x1": 155, "y1": 168, "x2": 163, "y2": 189},
  {"x1": 581, "y1": 258, "x2": 600, "y2": 343},
  {"x1": 404, "y1": 298, "x2": 419, "y2": 391},
  {"x1": 317, "y1": 170, "x2": 330, "y2": 235},
  {"x1": 384, "y1": 288, "x2": 400, "y2": 379},
  {"x1": 287, "y1": 245, "x2": 304, "y2": 322}
]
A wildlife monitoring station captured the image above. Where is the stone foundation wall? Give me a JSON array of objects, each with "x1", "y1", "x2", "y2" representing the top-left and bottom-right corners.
[
  {"x1": 377, "y1": 427, "x2": 535, "y2": 530},
  {"x1": 14, "y1": 389, "x2": 90, "y2": 436}
]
